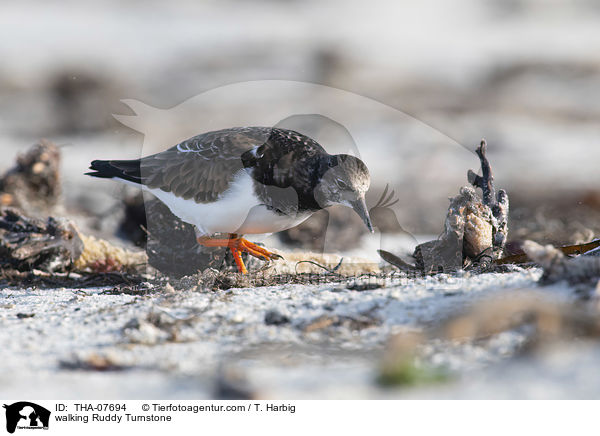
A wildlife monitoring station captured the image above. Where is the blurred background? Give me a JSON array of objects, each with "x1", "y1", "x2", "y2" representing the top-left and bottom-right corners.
[{"x1": 1, "y1": 0, "x2": 599, "y2": 247}]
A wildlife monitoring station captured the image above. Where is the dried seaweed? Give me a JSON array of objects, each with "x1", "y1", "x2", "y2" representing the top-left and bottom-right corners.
[
  {"x1": 0, "y1": 207, "x2": 83, "y2": 273},
  {"x1": 399, "y1": 140, "x2": 510, "y2": 273},
  {"x1": 0, "y1": 269, "x2": 147, "y2": 290}
]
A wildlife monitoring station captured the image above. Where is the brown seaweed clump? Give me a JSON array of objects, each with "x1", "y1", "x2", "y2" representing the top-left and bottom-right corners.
[
  {"x1": 411, "y1": 140, "x2": 509, "y2": 273},
  {"x1": 0, "y1": 206, "x2": 148, "y2": 276},
  {"x1": 0, "y1": 207, "x2": 82, "y2": 272}
]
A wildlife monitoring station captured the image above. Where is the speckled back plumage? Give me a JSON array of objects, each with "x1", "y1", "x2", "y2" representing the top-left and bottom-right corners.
[
  {"x1": 138, "y1": 127, "x2": 271, "y2": 203},
  {"x1": 88, "y1": 127, "x2": 335, "y2": 208},
  {"x1": 240, "y1": 128, "x2": 335, "y2": 214}
]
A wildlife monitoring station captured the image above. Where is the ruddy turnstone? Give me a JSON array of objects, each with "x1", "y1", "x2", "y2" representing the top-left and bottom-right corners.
[{"x1": 87, "y1": 126, "x2": 373, "y2": 273}]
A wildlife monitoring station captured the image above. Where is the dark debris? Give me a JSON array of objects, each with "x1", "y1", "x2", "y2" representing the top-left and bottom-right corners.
[
  {"x1": 264, "y1": 310, "x2": 291, "y2": 326},
  {"x1": 0, "y1": 268, "x2": 147, "y2": 291},
  {"x1": 0, "y1": 207, "x2": 83, "y2": 273}
]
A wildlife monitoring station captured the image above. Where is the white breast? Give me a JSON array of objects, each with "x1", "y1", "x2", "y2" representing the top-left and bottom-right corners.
[{"x1": 143, "y1": 170, "x2": 312, "y2": 236}]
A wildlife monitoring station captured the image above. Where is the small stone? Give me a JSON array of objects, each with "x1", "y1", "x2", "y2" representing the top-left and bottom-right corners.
[
  {"x1": 60, "y1": 352, "x2": 129, "y2": 372},
  {"x1": 347, "y1": 280, "x2": 383, "y2": 291},
  {"x1": 264, "y1": 310, "x2": 290, "y2": 325},
  {"x1": 231, "y1": 314, "x2": 245, "y2": 323},
  {"x1": 122, "y1": 317, "x2": 169, "y2": 345},
  {"x1": 214, "y1": 367, "x2": 256, "y2": 400},
  {"x1": 302, "y1": 315, "x2": 338, "y2": 332}
]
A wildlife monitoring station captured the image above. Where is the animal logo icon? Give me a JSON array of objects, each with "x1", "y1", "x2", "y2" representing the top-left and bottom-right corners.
[{"x1": 3, "y1": 402, "x2": 50, "y2": 434}]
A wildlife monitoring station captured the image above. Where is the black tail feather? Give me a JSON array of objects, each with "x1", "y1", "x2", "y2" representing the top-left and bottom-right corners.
[{"x1": 86, "y1": 159, "x2": 143, "y2": 185}]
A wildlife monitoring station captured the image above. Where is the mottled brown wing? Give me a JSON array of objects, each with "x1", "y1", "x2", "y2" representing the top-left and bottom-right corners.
[{"x1": 140, "y1": 127, "x2": 271, "y2": 203}]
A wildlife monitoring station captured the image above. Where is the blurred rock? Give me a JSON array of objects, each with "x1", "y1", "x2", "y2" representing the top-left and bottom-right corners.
[
  {"x1": 145, "y1": 198, "x2": 221, "y2": 277},
  {"x1": 122, "y1": 307, "x2": 204, "y2": 345},
  {"x1": 264, "y1": 310, "x2": 290, "y2": 326},
  {"x1": 522, "y1": 240, "x2": 600, "y2": 287},
  {"x1": 122, "y1": 316, "x2": 171, "y2": 345},
  {"x1": 60, "y1": 352, "x2": 130, "y2": 372},
  {"x1": 301, "y1": 312, "x2": 379, "y2": 333},
  {"x1": 214, "y1": 367, "x2": 256, "y2": 400},
  {"x1": 0, "y1": 140, "x2": 62, "y2": 216},
  {"x1": 117, "y1": 193, "x2": 147, "y2": 247},
  {"x1": 144, "y1": 198, "x2": 257, "y2": 278},
  {"x1": 438, "y1": 292, "x2": 600, "y2": 347}
]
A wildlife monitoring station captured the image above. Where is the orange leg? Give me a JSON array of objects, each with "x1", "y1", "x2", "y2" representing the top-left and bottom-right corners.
[
  {"x1": 197, "y1": 234, "x2": 282, "y2": 274},
  {"x1": 229, "y1": 246, "x2": 248, "y2": 274}
]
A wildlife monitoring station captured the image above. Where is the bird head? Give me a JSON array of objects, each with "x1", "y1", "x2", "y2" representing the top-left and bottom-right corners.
[{"x1": 315, "y1": 154, "x2": 373, "y2": 232}]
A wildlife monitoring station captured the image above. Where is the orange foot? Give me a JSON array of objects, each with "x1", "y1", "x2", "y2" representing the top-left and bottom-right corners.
[{"x1": 197, "y1": 234, "x2": 283, "y2": 274}]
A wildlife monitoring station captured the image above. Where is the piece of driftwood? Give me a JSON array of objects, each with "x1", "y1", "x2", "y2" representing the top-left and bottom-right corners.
[
  {"x1": 495, "y1": 239, "x2": 600, "y2": 265},
  {"x1": 522, "y1": 240, "x2": 600, "y2": 286},
  {"x1": 0, "y1": 207, "x2": 83, "y2": 272},
  {"x1": 377, "y1": 249, "x2": 417, "y2": 271},
  {"x1": 467, "y1": 139, "x2": 509, "y2": 255},
  {"x1": 407, "y1": 140, "x2": 509, "y2": 273},
  {"x1": 587, "y1": 245, "x2": 600, "y2": 257},
  {"x1": 0, "y1": 140, "x2": 62, "y2": 216}
]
